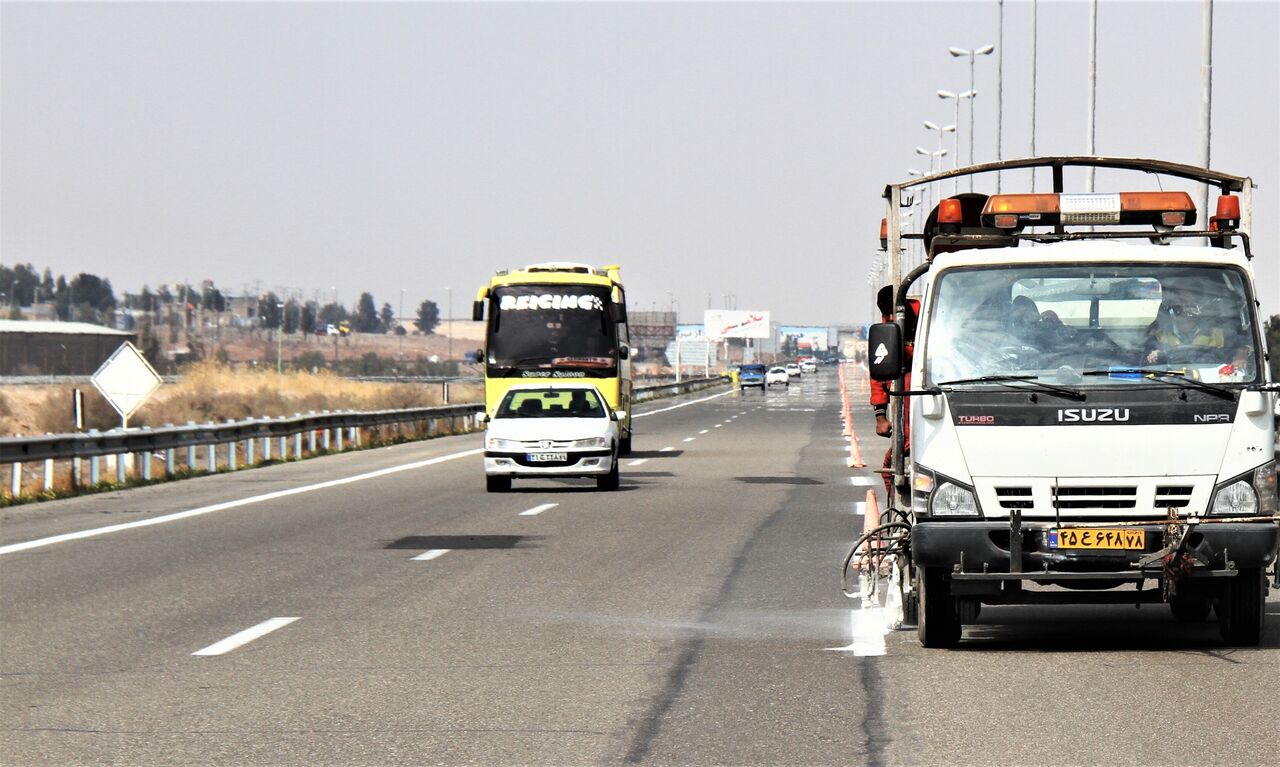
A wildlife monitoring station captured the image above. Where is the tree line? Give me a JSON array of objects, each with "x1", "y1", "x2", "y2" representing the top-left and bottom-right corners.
[{"x1": 0, "y1": 263, "x2": 442, "y2": 335}]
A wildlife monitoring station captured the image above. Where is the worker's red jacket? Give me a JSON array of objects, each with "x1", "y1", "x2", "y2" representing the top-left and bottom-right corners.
[{"x1": 870, "y1": 299, "x2": 919, "y2": 450}]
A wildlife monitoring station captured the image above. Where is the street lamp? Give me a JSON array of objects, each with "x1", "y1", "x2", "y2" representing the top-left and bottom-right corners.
[
  {"x1": 935, "y1": 93, "x2": 973, "y2": 193},
  {"x1": 924, "y1": 119, "x2": 958, "y2": 195},
  {"x1": 915, "y1": 146, "x2": 948, "y2": 206},
  {"x1": 276, "y1": 301, "x2": 285, "y2": 374},
  {"x1": 446, "y1": 287, "x2": 453, "y2": 362},
  {"x1": 948, "y1": 44, "x2": 995, "y2": 191}
]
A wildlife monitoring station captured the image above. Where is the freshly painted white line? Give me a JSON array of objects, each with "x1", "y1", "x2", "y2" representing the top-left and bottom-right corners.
[
  {"x1": 519, "y1": 503, "x2": 558, "y2": 517},
  {"x1": 824, "y1": 609, "x2": 888, "y2": 657},
  {"x1": 853, "y1": 501, "x2": 866, "y2": 516},
  {"x1": 632, "y1": 389, "x2": 734, "y2": 418},
  {"x1": 627, "y1": 458, "x2": 649, "y2": 466},
  {"x1": 412, "y1": 548, "x2": 451, "y2": 560},
  {"x1": 683, "y1": 437, "x2": 695, "y2": 443},
  {"x1": 193, "y1": 617, "x2": 300, "y2": 656},
  {"x1": 660, "y1": 446, "x2": 676, "y2": 453},
  {"x1": 714, "y1": 424, "x2": 722, "y2": 428},
  {"x1": 698, "y1": 429, "x2": 709, "y2": 435},
  {"x1": 0, "y1": 448, "x2": 486, "y2": 556},
  {"x1": 848, "y1": 476, "x2": 878, "y2": 487}
]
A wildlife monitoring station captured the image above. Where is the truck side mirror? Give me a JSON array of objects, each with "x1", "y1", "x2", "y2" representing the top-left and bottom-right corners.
[
  {"x1": 612, "y1": 302, "x2": 628, "y2": 324},
  {"x1": 472, "y1": 300, "x2": 485, "y2": 322},
  {"x1": 868, "y1": 322, "x2": 905, "y2": 382},
  {"x1": 475, "y1": 348, "x2": 484, "y2": 364},
  {"x1": 618, "y1": 343, "x2": 630, "y2": 360}
]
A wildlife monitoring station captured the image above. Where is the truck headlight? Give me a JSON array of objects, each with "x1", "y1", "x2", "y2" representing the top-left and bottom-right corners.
[
  {"x1": 486, "y1": 437, "x2": 517, "y2": 450},
  {"x1": 569, "y1": 437, "x2": 607, "y2": 448},
  {"x1": 914, "y1": 465, "x2": 980, "y2": 517},
  {"x1": 933, "y1": 482, "x2": 980, "y2": 517},
  {"x1": 1211, "y1": 461, "x2": 1276, "y2": 517}
]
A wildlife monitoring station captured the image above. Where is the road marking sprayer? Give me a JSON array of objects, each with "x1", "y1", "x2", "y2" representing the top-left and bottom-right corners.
[{"x1": 843, "y1": 156, "x2": 1279, "y2": 648}]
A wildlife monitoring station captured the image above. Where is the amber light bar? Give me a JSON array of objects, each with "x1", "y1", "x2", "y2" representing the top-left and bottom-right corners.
[{"x1": 981, "y1": 191, "x2": 1196, "y2": 229}]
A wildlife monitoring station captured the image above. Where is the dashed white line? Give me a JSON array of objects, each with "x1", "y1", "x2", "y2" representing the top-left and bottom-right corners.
[
  {"x1": 660, "y1": 446, "x2": 676, "y2": 452},
  {"x1": 698, "y1": 429, "x2": 709, "y2": 435},
  {"x1": 683, "y1": 437, "x2": 695, "y2": 443},
  {"x1": 633, "y1": 389, "x2": 734, "y2": 418},
  {"x1": 627, "y1": 458, "x2": 649, "y2": 466},
  {"x1": 519, "y1": 503, "x2": 558, "y2": 517},
  {"x1": 849, "y1": 477, "x2": 879, "y2": 487},
  {"x1": 412, "y1": 548, "x2": 451, "y2": 561},
  {"x1": 1, "y1": 448, "x2": 485, "y2": 556},
  {"x1": 714, "y1": 424, "x2": 723, "y2": 428},
  {"x1": 192, "y1": 617, "x2": 300, "y2": 656}
]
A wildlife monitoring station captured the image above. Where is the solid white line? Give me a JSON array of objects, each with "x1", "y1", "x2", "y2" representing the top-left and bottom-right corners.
[
  {"x1": 683, "y1": 437, "x2": 695, "y2": 443},
  {"x1": 412, "y1": 548, "x2": 451, "y2": 560},
  {"x1": 192, "y1": 617, "x2": 300, "y2": 656},
  {"x1": 627, "y1": 458, "x2": 649, "y2": 466},
  {"x1": 519, "y1": 503, "x2": 558, "y2": 517},
  {"x1": 632, "y1": 389, "x2": 734, "y2": 418},
  {"x1": 849, "y1": 476, "x2": 878, "y2": 487},
  {"x1": 698, "y1": 429, "x2": 708, "y2": 435},
  {"x1": 0, "y1": 448, "x2": 486, "y2": 556}
]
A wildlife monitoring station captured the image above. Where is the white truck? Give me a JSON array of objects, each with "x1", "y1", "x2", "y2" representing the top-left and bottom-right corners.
[{"x1": 864, "y1": 157, "x2": 1279, "y2": 648}]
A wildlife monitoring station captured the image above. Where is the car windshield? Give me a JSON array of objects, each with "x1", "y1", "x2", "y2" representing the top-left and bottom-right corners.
[
  {"x1": 495, "y1": 388, "x2": 606, "y2": 418},
  {"x1": 924, "y1": 263, "x2": 1261, "y2": 387},
  {"x1": 770, "y1": 367, "x2": 786, "y2": 374},
  {"x1": 741, "y1": 365, "x2": 766, "y2": 374}
]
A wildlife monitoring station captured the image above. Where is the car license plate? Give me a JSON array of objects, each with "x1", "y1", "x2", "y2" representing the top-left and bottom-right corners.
[
  {"x1": 526, "y1": 452, "x2": 567, "y2": 463},
  {"x1": 1049, "y1": 528, "x2": 1145, "y2": 550}
]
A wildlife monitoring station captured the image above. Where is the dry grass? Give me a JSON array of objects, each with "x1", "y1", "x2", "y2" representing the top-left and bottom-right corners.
[{"x1": 15, "y1": 362, "x2": 482, "y2": 435}]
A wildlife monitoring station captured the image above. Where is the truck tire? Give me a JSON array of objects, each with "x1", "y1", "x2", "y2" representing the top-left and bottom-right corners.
[
  {"x1": 1169, "y1": 594, "x2": 1212, "y2": 623},
  {"x1": 486, "y1": 475, "x2": 511, "y2": 493},
  {"x1": 1218, "y1": 567, "x2": 1265, "y2": 646},
  {"x1": 917, "y1": 566, "x2": 961, "y2": 648},
  {"x1": 597, "y1": 460, "x2": 620, "y2": 491}
]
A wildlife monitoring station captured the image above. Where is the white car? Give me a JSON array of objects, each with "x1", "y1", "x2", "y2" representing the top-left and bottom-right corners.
[
  {"x1": 766, "y1": 366, "x2": 790, "y2": 387},
  {"x1": 800, "y1": 359, "x2": 817, "y2": 374},
  {"x1": 483, "y1": 384, "x2": 621, "y2": 492},
  {"x1": 785, "y1": 363, "x2": 802, "y2": 378}
]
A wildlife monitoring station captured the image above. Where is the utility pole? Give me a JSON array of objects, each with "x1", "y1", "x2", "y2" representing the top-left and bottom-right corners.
[
  {"x1": 1030, "y1": 0, "x2": 1039, "y2": 192},
  {"x1": 997, "y1": 0, "x2": 1004, "y2": 193},
  {"x1": 1199, "y1": 0, "x2": 1214, "y2": 228},
  {"x1": 1086, "y1": 0, "x2": 1098, "y2": 193}
]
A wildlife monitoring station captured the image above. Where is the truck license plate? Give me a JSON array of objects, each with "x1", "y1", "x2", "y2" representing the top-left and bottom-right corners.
[
  {"x1": 526, "y1": 452, "x2": 567, "y2": 463},
  {"x1": 1049, "y1": 528, "x2": 1145, "y2": 550}
]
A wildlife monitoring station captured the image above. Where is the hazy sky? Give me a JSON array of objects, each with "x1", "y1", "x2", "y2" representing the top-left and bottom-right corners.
[{"x1": 3, "y1": 1, "x2": 1277, "y2": 326}]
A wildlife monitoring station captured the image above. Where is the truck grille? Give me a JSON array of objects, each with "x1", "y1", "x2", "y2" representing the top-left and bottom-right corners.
[
  {"x1": 1052, "y1": 486, "x2": 1137, "y2": 510},
  {"x1": 978, "y1": 477, "x2": 1213, "y2": 518}
]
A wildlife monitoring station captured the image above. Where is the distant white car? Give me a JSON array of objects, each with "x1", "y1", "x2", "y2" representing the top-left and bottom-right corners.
[
  {"x1": 800, "y1": 359, "x2": 817, "y2": 374},
  {"x1": 483, "y1": 384, "x2": 621, "y2": 492},
  {"x1": 766, "y1": 366, "x2": 790, "y2": 387},
  {"x1": 785, "y1": 363, "x2": 802, "y2": 378}
]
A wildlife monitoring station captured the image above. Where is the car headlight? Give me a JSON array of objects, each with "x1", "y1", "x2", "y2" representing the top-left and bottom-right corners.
[
  {"x1": 486, "y1": 437, "x2": 517, "y2": 450},
  {"x1": 914, "y1": 465, "x2": 981, "y2": 517},
  {"x1": 1210, "y1": 461, "x2": 1275, "y2": 516},
  {"x1": 568, "y1": 437, "x2": 607, "y2": 448}
]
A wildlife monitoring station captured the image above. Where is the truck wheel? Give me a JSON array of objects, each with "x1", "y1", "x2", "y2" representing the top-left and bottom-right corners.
[
  {"x1": 1219, "y1": 567, "x2": 1265, "y2": 646},
  {"x1": 917, "y1": 567, "x2": 961, "y2": 648},
  {"x1": 597, "y1": 460, "x2": 620, "y2": 491},
  {"x1": 1169, "y1": 595, "x2": 1212, "y2": 623},
  {"x1": 486, "y1": 475, "x2": 511, "y2": 493}
]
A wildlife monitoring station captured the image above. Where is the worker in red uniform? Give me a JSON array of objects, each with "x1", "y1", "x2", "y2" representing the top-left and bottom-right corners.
[{"x1": 870, "y1": 286, "x2": 919, "y2": 497}]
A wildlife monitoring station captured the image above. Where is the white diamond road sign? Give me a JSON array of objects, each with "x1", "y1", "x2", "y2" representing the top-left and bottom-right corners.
[{"x1": 91, "y1": 342, "x2": 162, "y2": 425}]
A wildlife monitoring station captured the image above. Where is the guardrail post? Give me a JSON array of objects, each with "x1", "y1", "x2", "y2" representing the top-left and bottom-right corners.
[
  {"x1": 279, "y1": 432, "x2": 288, "y2": 460},
  {"x1": 227, "y1": 420, "x2": 238, "y2": 471},
  {"x1": 186, "y1": 421, "x2": 196, "y2": 469},
  {"x1": 444, "y1": 381, "x2": 450, "y2": 404},
  {"x1": 142, "y1": 446, "x2": 152, "y2": 481},
  {"x1": 207, "y1": 423, "x2": 217, "y2": 473},
  {"x1": 335, "y1": 425, "x2": 343, "y2": 451},
  {"x1": 246, "y1": 427, "x2": 255, "y2": 465},
  {"x1": 295, "y1": 431, "x2": 302, "y2": 457},
  {"x1": 116, "y1": 450, "x2": 126, "y2": 484},
  {"x1": 323, "y1": 419, "x2": 331, "y2": 451},
  {"x1": 11, "y1": 461, "x2": 21, "y2": 497},
  {"x1": 44, "y1": 458, "x2": 54, "y2": 492},
  {"x1": 308, "y1": 412, "x2": 317, "y2": 453},
  {"x1": 263, "y1": 427, "x2": 272, "y2": 461}
]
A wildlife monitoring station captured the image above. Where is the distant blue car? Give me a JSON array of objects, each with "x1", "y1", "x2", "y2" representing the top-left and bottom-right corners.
[{"x1": 738, "y1": 364, "x2": 766, "y2": 390}]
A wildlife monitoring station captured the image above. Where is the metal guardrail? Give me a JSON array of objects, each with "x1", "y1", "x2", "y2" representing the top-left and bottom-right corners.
[{"x1": 0, "y1": 375, "x2": 729, "y2": 500}]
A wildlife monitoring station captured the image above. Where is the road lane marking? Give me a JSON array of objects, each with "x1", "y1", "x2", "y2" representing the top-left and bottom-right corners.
[
  {"x1": 714, "y1": 424, "x2": 722, "y2": 428},
  {"x1": 0, "y1": 448, "x2": 485, "y2": 556},
  {"x1": 683, "y1": 437, "x2": 695, "y2": 443},
  {"x1": 848, "y1": 476, "x2": 878, "y2": 487},
  {"x1": 825, "y1": 609, "x2": 888, "y2": 657},
  {"x1": 632, "y1": 389, "x2": 734, "y2": 418},
  {"x1": 853, "y1": 501, "x2": 866, "y2": 516},
  {"x1": 660, "y1": 446, "x2": 675, "y2": 452},
  {"x1": 519, "y1": 503, "x2": 558, "y2": 517},
  {"x1": 698, "y1": 429, "x2": 708, "y2": 435},
  {"x1": 627, "y1": 458, "x2": 649, "y2": 466},
  {"x1": 412, "y1": 548, "x2": 451, "y2": 560},
  {"x1": 192, "y1": 617, "x2": 300, "y2": 656}
]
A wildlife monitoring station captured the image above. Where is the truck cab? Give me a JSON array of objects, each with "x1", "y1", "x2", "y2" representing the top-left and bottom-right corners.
[{"x1": 865, "y1": 157, "x2": 1278, "y2": 648}]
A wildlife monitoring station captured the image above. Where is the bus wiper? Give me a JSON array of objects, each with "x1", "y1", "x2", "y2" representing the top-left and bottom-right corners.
[
  {"x1": 936, "y1": 374, "x2": 1086, "y2": 401},
  {"x1": 1082, "y1": 369, "x2": 1235, "y2": 400}
]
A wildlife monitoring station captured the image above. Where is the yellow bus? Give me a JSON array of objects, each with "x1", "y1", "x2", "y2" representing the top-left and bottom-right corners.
[{"x1": 473, "y1": 263, "x2": 634, "y2": 454}]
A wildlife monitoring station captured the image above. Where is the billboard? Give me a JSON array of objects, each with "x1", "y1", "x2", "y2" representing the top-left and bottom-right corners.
[
  {"x1": 778, "y1": 325, "x2": 830, "y2": 352},
  {"x1": 675, "y1": 324, "x2": 705, "y2": 341},
  {"x1": 704, "y1": 310, "x2": 771, "y2": 340}
]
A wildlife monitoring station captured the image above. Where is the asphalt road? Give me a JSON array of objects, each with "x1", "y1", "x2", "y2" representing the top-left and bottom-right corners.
[{"x1": 2, "y1": 371, "x2": 1277, "y2": 766}]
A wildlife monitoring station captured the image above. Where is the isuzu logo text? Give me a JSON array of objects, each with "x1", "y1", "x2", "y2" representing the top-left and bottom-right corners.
[{"x1": 1057, "y1": 408, "x2": 1131, "y2": 423}]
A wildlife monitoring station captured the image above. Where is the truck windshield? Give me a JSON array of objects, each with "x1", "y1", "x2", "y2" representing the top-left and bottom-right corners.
[
  {"x1": 924, "y1": 264, "x2": 1260, "y2": 387},
  {"x1": 487, "y1": 284, "x2": 618, "y2": 375}
]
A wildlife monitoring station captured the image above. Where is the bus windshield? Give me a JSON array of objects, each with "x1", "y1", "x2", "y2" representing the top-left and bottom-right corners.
[
  {"x1": 487, "y1": 284, "x2": 618, "y2": 375},
  {"x1": 924, "y1": 264, "x2": 1260, "y2": 387}
]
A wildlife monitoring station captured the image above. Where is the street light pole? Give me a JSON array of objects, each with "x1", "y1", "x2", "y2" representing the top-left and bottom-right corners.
[
  {"x1": 997, "y1": 0, "x2": 1005, "y2": 192},
  {"x1": 932, "y1": 100, "x2": 967, "y2": 193},
  {"x1": 948, "y1": 44, "x2": 994, "y2": 192},
  {"x1": 276, "y1": 301, "x2": 285, "y2": 374},
  {"x1": 1199, "y1": 0, "x2": 1214, "y2": 226},
  {"x1": 915, "y1": 146, "x2": 948, "y2": 205},
  {"x1": 447, "y1": 287, "x2": 453, "y2": 362}
]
